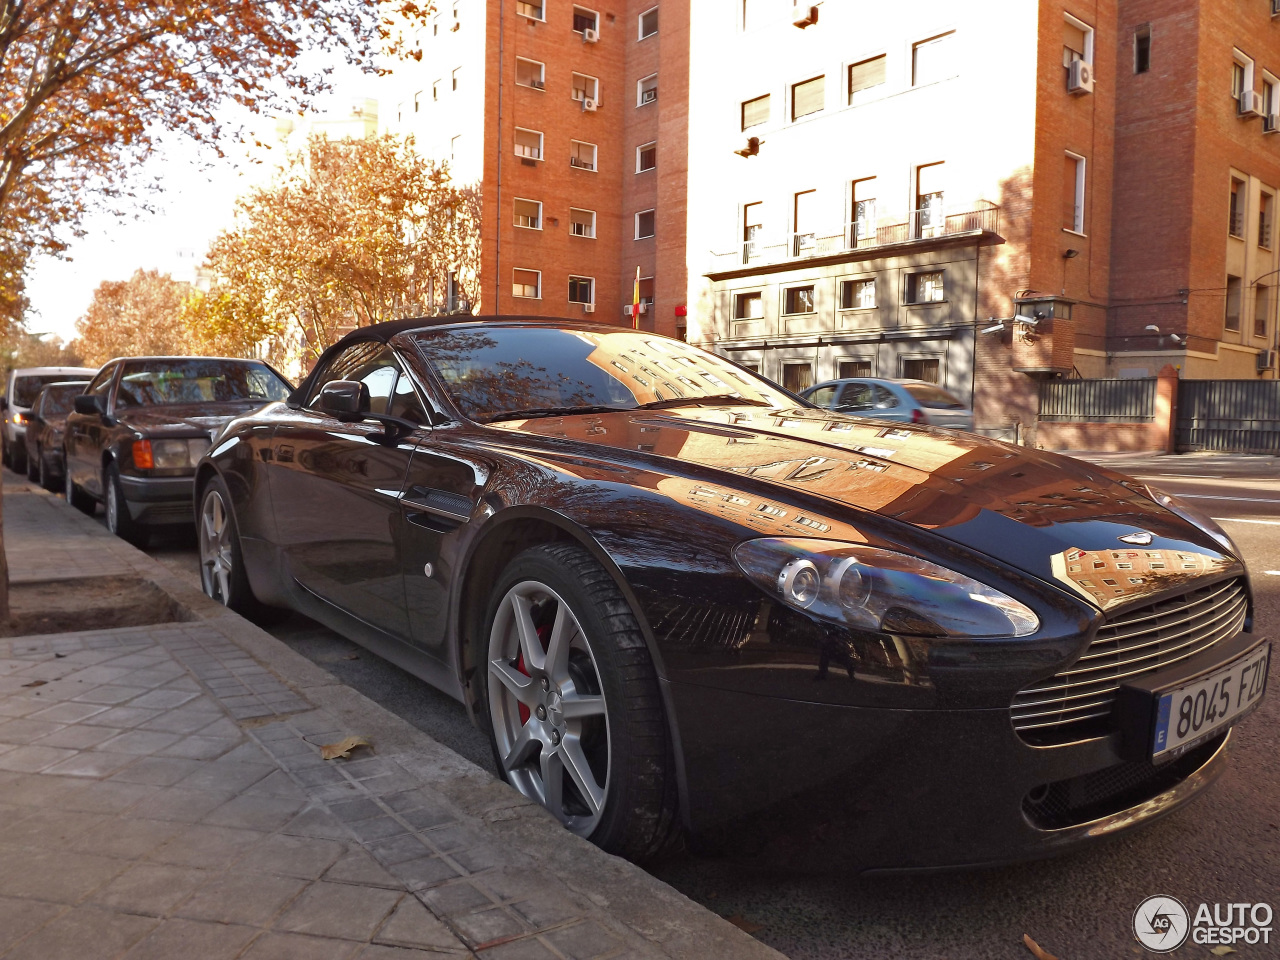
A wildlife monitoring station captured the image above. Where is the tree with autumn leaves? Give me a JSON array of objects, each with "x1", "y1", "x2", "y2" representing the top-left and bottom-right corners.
[
  {"x1": 185, "y1": 133, "x2": 482, "y2": 371},
  {"x1": 74, "y1": 269, "x2": 196, "y2": 365}
]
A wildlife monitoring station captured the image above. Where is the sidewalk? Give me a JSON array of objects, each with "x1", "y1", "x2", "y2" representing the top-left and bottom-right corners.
[{"x1": 0, "y1": 476, "x2": 782, "y2": 960}]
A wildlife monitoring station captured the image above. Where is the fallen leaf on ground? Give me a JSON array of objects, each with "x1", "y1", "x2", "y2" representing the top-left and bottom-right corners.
[
  {"x1": 21, "y1": 680, "x2": 47, "y2": 688},
  {"x1": 320, "y1": 735, "x2": 372, "y2": 760},
  {"x1": 1023, "y1": 934, "x2": 1060, "y2": 960},
  {"x1": 724, "y1": 914, "x2": 763, "y2": 935},
  {"x1": 1209, "y1": 948, "x2": 1236, "y2": 956},
  {"x1": 342, "y1": 654, "x2": 360, "y2": 660}
]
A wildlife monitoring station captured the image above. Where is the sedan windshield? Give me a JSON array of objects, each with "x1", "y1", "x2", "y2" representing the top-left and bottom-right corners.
[
  {"x1": 13, "y1": 375, "x2": 81, "y2": 407},
  {"x1": 903, "y1": 383, "x2": 966, "y2": 409},
  {"x1": 116, "y1": 359, "x2": 292, "y2": 408},
  {"x1": 411, "y1": 326, "x2": 798, "y2": 421},
  {"x1": 38, "y1": 383, "x2": 87, "y2": 417}
]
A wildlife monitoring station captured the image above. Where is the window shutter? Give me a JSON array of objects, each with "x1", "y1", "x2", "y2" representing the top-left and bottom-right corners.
[
  {"x1": 849, "y1": 56, "x2": 886, "y2": 96},
  {"x1": 792, "y1": 76, "x2": 825, "y2": 119},
  {"x1": 741, "y1": 94, "x2": 770, "y2": 130}
]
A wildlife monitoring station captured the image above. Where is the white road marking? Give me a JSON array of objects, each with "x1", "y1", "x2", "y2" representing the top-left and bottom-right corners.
[
  {"x1": 1177, "y1": 494, "x2": 1280, "y2": 503},
  {"x1": 1265, "y1": 571, "x2": 1280, "y2": 576},
  {"x1": 1132, "y1": 475, "x2": 1225, "y2": 481},
  {"x1": 1212, "y1": 517, "x2": 1280, "y2": 525}
]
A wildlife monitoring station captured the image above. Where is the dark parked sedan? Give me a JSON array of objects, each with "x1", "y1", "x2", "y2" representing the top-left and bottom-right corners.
[
  {"x1": 64, "y1": 356, "x2": 292, "y2": 546},
  {"x1": 194, "y1": 318, "x2": 1269, "y2": 870},
  {"x1": 24, "y1": 380, "x2": 89, "y2": 490}
]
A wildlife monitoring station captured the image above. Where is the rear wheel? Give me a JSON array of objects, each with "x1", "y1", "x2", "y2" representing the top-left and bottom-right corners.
[
  {"x1": 11, "y1": 441, "x2": 26, "y2": 476},
  {"x1": 65, "y1": 462, "x2": 96, "y2": 514},
  {"x1": 477, "y1": 543, "x2": 678, "y2": 861},
  {"x1": 25, "y1": 446, "x2": 38, "y2": 481},
  {"x1": 105, "y1": 463, "x2": 148, "y2": 547}
]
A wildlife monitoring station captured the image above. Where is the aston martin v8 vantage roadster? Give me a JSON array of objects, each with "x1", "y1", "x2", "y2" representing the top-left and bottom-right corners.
[{"x1": 195, "y1": 317, "x2": 1269, "y2": 869}]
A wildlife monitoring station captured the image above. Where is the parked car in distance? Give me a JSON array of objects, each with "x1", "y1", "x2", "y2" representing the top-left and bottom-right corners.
[
  {"x1": 24, "y1": 381, "x2": 89, "y2": 490},
  {"x1": 64, "y1": 357, "x2": 292, "y2": 546},
  {"x1": 194, "y1": 317, "x2": 1268, "y2": 872},
  {"x1": 2, "y1": 366, "x2": 96, "y2": 473},
  {"x1": 802, "y1": 377, "x2": 974, "y2": 431}
]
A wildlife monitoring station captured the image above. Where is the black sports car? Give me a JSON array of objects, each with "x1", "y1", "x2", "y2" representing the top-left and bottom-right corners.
[
  {"x1": 64, "y1": 357, "x2": 292, "y2": 547},
  {"x1": 24, "y1": 380, "x2": 90, "y2": 490},
  {"x1": 195, "y1": 318, "x2": 1270, "y2": 870}
]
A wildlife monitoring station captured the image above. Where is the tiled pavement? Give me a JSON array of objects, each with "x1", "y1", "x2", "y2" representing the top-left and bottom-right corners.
[{"x1": 0, "y1": 480, "x2": 781, "y2": 960}]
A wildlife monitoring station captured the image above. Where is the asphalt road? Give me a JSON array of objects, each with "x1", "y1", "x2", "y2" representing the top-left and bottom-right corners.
[{"x1": 69, "y1": 452, "x2": 1280, "y2": 960}]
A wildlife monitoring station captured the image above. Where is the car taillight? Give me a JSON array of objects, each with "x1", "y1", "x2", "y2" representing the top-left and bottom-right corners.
[
  {"x1": 911, "y1": 409, "x2": 928, "y2": 424},
  {"x1": 132, "y1": 440, "x2": 154, "y2": 469}
]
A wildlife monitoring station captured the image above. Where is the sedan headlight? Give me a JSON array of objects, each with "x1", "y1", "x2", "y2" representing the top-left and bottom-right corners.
[
  {"x1": 132, "y1": 438, "x2": 212, "y2": 470},
  {"x1": 733, "y1": 538, "x2": 1040, "y2": 639},
  {"x1": 1143, "y1": 484, "x2": 1239, "y2": 557}
]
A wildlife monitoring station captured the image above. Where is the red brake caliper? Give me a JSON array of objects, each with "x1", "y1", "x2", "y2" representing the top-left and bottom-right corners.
[{"x1": 516, "y1": 621, "x2": 552, "y2": 725}]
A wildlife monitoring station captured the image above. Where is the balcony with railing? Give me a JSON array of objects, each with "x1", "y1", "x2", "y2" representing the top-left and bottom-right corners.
[{"x1": 717, "y1": 203, "x2": 1000, "y2": 272}]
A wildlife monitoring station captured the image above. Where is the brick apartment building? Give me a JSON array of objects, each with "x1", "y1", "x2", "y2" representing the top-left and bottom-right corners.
[{"x1": 383, "y1": 0, "x2": 1280, "y2": 443}]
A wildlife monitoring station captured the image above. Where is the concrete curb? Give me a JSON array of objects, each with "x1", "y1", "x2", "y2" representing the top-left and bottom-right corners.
[{"x1": 5, "y1": 479, "x2": 785, "y2": 960}]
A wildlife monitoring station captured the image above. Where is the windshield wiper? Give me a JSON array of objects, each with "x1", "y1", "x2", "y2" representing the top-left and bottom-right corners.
[
  {"x1": 636, "y1": 395, "x2": 775, "y2": 410},
  {"x1": 480, "y1": 404, "x2": 634, "y2": 423}
]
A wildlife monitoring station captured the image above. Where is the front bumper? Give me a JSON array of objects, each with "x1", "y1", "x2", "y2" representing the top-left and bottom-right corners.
[
  {"x1": 118, "y1": 474, "x2": 196, "y2": 525},
  {"x1": 663, "y1": 631, "x2": 1264, "y2": 872}
]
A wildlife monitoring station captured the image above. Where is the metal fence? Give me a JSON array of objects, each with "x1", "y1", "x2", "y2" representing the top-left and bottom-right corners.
[
  {"x1": 1176, "y1": 379, "x2": 1280, "y2": 453},
  {"x1": 1038, "y1": 378, "x2": 1157, "y2": 422}
]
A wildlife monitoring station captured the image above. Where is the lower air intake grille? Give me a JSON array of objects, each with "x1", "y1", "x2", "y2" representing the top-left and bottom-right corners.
[{"x1": 1012, "y1": 577, "x2": 1248, "y2": 744}]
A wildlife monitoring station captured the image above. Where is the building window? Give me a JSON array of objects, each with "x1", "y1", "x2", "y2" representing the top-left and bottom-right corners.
[
  {"x1": 414, "y1": 91, "x2": 422, "y2": 112},
  {"x1": 1255, "y1": 284, "x2": 1271, "y2": 338},
  {"x1": 432, "y1": 80, "x2": 440, "y2": 100},
  {"x1": 639, "y1": 6, "x2": 658, "y2": 39},
  {"x1": 1261, "y1": 192, "x2": 1274, "y2": 249},
  {"x1": 571, "y1": 73, "x2": 599, "y2": 102},
  {"x1": 906, "y1": 271, "x2": 945, "y2": 303},
  {"x1": 734, "y1": 292, "x2": 763, "y2": 320},
  {"x1": 1232, "y1": 50, "x2": 1254, "y2": 101},
  {"x1": 851, "y1": 177, "x2": 876, "y2": 245},
  {"x1": 791, "y1": 75, "x2": 825, "y2": 119},
  {"x1": 901, "y1": 358, "x2": 940, "y2": 383},
  {"x1": 781, "y1": 362, "x2": 814, "y2": 393},
  {"x1": 1062, "y1": 14, "x2": 1094, "y2": 69},
  {"x1": 1225, "y1": 274, "x2": 1242, "y2": 332},
  {"x1": 1263, "y1": 73, "x2": 1280, "y2": 123},
  {"x1": 784, "y1": 285, "x2": 815, "y2": 315},
  {"x1": 513, "y1": 269, "x2": 541, "y2": 299},
  {"x1": 516, "y1": 57, "x2": 546, "y2": 89},
  {"x1": 451, "y1": 135, "x2": 460, "y2": 159},
  {"x1": 912, "y1": 31, "x2": 955, "y2": 86},
  {"x1": 431, "y1": 17, "x2": 438, "y2": 37},
  {"x1": 572, "y1": 6, "x2": 598, "y2": 32},
  {"x1": 1230, "y1": 178, "x2": 1246, "y2": 237},
  {"x1": 637, "y1": 277, "x2": 655, "y2": 312},
  {"x1": 452, "y1": 68, "x2": 460, "y2": 91},
  {"x1": 838, "y1": 359, "x2": 872, "y2": 379},
  {"x1": 513, "y1": 198, "x2": 542, "y2": 229},
  {"x1": 635, "y1": 209, "x2": 656, "y2": 239},
  {"x1": 848, "y1": 55, "x2": 886, "y2": 102},
  {"x1": 741, "y1": 93, "x2": 770, "y2": 130},
  {"x1": 636, "y1": 141, "x2": 657, "y2": 172},
  {"x1": 569, "y1": 208, "x2": 596, "y2": 238},
  {"x1": 570, "y1": 140, "x2": 597, "y2": 170},
  {"x1": 793, "y1": 189, "x2": 818, "y2": 255},
  {"x1": 744, "y1": 201, "x2": 764, "y2": 258},
  {"x1": 914, "y1": 162, "x2": 945, "y2": 239},
  {"x1": 516, "y1": 0, "x2": 544, "y2": 20},
  {"x1": 1064, "y1": 152, "x2": 1086, "y2": 233},
  {"x1": 840, "y1": 279, "x2": 876, "y2": 309},
  {"x1": 568, "y1": 276, "x2": 594, "y2": 304},
  {"x1": 514, "y1": 127, "x2": 543, "y2": 160},
  {"x1": 638, "y1": 74, "x2": 658, "y2": 105},
  {"x1": 1134, "y1": 23, "x2": 1151, "y2": 74}
]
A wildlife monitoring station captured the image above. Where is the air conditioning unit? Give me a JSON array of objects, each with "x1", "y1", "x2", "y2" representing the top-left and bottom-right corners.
[
  {"x1": 583, "y1": 26, "x2": 599, "y2": 42},
  {"x1": 1266, "y1": 113, "x2": 1280, "y2": 133},
  {"x1": 581, "y1": 97, "x2": 598, "y2": 112},
  {"x1": 624, "y1": 303, "x2": 648, "y2": 317},
  {"x1": 641, "y1": 88, "x2": 657, "y2": 104},
  {"x1": 583, "y1": 302, "x2": 596, "y2": 313},
  {"x1": 1239, "y1": 90, "x2": 1264, "y2": 117},
  {"x1": 1258, "y1": 349, "x2": 1276, "y2": 371},
  {"x1": 1067, "y1": 59, "x2": 1094, "y2": 94},
  {"x1": 791, "y1": 5, "x2": 818, "y2": 27}
]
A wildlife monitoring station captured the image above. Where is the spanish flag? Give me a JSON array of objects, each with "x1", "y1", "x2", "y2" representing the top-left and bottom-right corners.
[{"x1": 632, "y1": 266, "x2": 641, "y2": 329}]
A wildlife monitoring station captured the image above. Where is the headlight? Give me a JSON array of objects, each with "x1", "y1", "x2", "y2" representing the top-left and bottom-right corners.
[
  {"x1": 1144, "y1": 484, "x2": 1239, "y2": 557},
  {"x1": 733, "y1": 538, "x2": 1040, "y2": 638},
  {"x1": 132, "y1": 438, "x2": 211, "y2": 470}
]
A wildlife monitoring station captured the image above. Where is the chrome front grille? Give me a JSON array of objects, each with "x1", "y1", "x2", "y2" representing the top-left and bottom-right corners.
[{"x1": 1012, "y1": 578, "x2": 1248, "y2": 743}]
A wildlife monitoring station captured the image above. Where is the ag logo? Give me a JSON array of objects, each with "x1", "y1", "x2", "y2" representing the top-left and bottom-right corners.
[{"x1": 1133, "y1": 895, "x2": 1190, "y2": 952}]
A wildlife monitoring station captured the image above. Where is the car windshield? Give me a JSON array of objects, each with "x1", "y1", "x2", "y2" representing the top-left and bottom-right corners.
[
  {"x1": 115, "y1": 359, "x2": 292, "y2": 408},
  {"x1": 411, "y1": 326, "x2": 797, "y2": 421},
  {"x1": 903, "y1": 383, "x2": 966, "y2": 409},
  {"x1": 12, "y1": 375, "x2": 81, "y2": 407},
  {"x1": 38, "y1": 383, "x2": 86, "y2": 417}
]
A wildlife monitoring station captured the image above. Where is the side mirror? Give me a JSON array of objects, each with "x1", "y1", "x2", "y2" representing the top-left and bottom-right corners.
[
  {"x1": 74, "y1": 395, "x2": 104, "y2": 416},
  {"x1": 318, "y1": 380, "x2": 370, "y2": 421}
]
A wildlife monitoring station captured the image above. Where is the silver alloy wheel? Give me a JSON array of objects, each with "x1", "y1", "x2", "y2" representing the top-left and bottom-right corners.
[
  {"x1": 487, "y1": 580, "x2": 610, "y2": 836},
  {"x1": 199, "y1": 487, "x2": 234, "y2": 604},
  {"x1": 105, "y1": 474, "x2": 120, "y2": 534}
]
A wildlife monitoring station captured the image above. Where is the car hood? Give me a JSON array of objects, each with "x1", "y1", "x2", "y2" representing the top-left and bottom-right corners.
[
  {"x1": 117, "y1": 402, "x2": 266, "y2": 438},
  {"x1": 488, "y1": 405, "x2": 1239, "y2": 609}
]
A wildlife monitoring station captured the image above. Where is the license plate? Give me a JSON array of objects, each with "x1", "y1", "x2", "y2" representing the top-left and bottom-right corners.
[{"x1": 1153, "y1": 643, "x2": 1270, "y2": 758}]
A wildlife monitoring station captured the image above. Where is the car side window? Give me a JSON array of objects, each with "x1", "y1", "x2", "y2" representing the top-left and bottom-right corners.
[
  {"x1": 389, "y1": 371, "x2": 429, "y2": 423},
  {"x1": 85, "y1": 365, "x2": 115, "y2": 398},
  {"x1": 807, "y1": 385, "x2": 836, "y2": 407},
  {"x1": 837, "y1": 383, "x2": 873, "y2": 410},
  {"x1": 308, "y1": 343, "x2": 400, "y2": 415},
  {"x1": 874, "y1": 386, "x2": 900, "y2": 409}
]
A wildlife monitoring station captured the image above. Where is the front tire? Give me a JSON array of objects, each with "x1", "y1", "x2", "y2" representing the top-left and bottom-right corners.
[
  {"x1": 198, "y1": 475, "x2": 274, "y2": 619},
  {"x1": 477, "y1": 543, "x2": 678, "y2": 861},
  {"x1": 38, "y1": 451, "x2": 57, "y2": 492},
  {"x1": 105, "y1": 463, "x2": 148, "y2": 547}
]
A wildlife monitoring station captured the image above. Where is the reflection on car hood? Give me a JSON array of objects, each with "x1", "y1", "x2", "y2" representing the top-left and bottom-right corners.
[
  {"x1": 117, "y1": 401, "x2": 267, "y2": 436},
  {"x1": 489, "y1": 405, "x2": 1238, "y2": 603}
]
